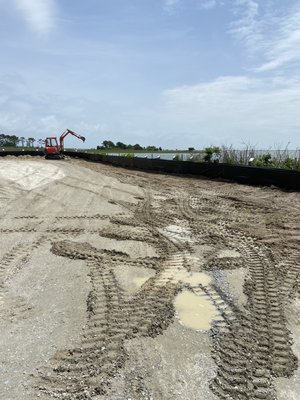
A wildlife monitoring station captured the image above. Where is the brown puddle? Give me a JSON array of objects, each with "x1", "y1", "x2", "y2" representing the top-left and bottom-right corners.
[
  {"x1": 114, "y1": 266, "x2": 155, "y2": 292},
  {"x1": 174, "y1": 289, "x2": 220, "y2": 331}
]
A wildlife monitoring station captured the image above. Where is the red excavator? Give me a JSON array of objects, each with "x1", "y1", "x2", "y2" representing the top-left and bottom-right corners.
[{"x1": 44, "y1": 129, "x2": 85, "y2": 159}]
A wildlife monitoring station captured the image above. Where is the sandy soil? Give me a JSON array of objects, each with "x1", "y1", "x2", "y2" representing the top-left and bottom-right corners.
[{"x1": 0, "y1": 156, "x2": 299, "y2": 400}]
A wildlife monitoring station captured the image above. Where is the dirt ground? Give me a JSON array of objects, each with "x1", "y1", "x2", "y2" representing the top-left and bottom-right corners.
[{"x1": 0, "y1": 157, "x2": 299, "y2": 400}]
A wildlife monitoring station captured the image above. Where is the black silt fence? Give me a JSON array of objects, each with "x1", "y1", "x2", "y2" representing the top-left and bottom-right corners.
[
  {"x1": 64, "y1": 152, "x2": 300, "y2": 191},
  {"x1": 0, "y1": 150, "x2": 299, "y2": 191}
]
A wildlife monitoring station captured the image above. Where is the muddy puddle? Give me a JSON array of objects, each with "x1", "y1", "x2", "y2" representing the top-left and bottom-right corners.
[
  {"x1": 114, "y1": 265, "x2": 155, "y2": 292},
  {"x1": 174, "y1": 289, "x2": 220, "y2": 330}
]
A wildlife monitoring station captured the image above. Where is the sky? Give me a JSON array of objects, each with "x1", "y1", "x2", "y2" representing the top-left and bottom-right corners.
[{"x1": 0, "y1": 0, "x2": 300, "y2": 149}]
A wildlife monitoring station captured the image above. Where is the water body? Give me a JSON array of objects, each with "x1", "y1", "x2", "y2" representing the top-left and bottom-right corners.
[
  {"x1": 108, "y1": 152, "x2": 193, "y2": 161},
  {"x1": 107, "y1": 149, "x2": 300, "y2": 163}
]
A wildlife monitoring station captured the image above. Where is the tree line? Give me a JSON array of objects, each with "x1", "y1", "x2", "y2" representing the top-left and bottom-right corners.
[
  {"x1": 0, "y1": 134, "x2": 43, "y2": 147},
  {"x1": 97, "y1": 140, "x2": 162, "y2": 151}
]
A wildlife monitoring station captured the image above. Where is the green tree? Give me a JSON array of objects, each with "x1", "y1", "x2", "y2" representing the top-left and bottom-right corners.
[
  {"x1": 116, "y1": 141, "x2": 127, "y2": 149},
  {"x1": 146, "y1": 145, "x2": 158, "y2": 151},
  {"x1": 27, "y1": 138, "x2": 35, "y2": 147},
  {"x1": 0, "y1": 133, "x2": 19, "y2": 147},
  {"x1": 102, "y1": 140, "x2": 115, "y2": 149}
]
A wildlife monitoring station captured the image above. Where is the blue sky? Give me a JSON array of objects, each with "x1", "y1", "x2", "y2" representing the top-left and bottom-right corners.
[{"x1": 1, "y1": 0, "x2": 300, "y2": 149}]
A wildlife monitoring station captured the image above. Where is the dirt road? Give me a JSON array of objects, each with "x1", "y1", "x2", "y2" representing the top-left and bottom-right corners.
[{"x1": 0, "y1": 157, "x2": 299, "y2": 400}]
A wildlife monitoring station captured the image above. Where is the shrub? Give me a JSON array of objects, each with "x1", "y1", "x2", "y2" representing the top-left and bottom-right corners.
[
  {"x1": 203, "y1": 146, "x2": 221, "y2": 162},
  {"x1": 281, "y1": 157, "x2": 300, "y2": 170},
  {"x1": 254, "y1": 153, "x2": 275, "y2": 167}
]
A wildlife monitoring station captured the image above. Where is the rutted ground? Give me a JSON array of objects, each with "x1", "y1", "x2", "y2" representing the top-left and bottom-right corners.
[{"x1": 0, "y1": 157, "x2": 299, "y2": 400}]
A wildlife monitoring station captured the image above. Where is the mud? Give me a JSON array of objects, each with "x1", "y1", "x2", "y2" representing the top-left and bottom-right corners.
[{"x1": 0, "y1": 157, "x2": 299, "y2": 399}]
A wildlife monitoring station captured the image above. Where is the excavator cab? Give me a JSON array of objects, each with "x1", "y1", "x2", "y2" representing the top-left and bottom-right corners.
[{"x1": 44, "y1": 137, "x2": 61, "y2": 159}]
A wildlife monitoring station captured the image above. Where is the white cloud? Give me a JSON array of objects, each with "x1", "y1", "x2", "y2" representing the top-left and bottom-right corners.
[
  {"x1": 230, "y1": 1, "x2": 300, "y2": 72},
  {"x1": 162, "y1": 75, "x2": 300, "y2": 146},
  {"x1": 198, "y1": 0, "x2": 218, "y2": 10},
  {"x1": 163, "y1": 0, "x2": 181, "y2": 13},
  {"x1": 256, "y1": 8, "x2": 300, "y2": 71},
  {"x1": 1, "y1": 71, "x2": 300, "y2": 148},
  {"x1": 164, "y1": 0, "x2": 220, "y2": 13},
  {"x1": 229, "y1": 0, "x2": 262, "y2": 51},
  {"x1": 0, "y1": 74, "x2": 102, "y2": 142},
  {"x1": 13, "y1": 0, "x2": 56, "y2": 35}
]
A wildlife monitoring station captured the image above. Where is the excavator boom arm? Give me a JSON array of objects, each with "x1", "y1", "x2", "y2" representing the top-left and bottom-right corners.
[{"x1": 59, "y1": 129, "x2": 85, "y2": 149}]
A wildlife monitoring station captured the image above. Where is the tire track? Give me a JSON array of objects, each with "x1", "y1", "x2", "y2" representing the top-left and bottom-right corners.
[
  {"x1": 21, "y1": 162, "x2": 298, "y2": 400},
  {"x1": 176, "y1": 190, "x2": 298, "y2": 399},
  {"x1": 38, "y1": 240, "x2": 178, "y2": 399},
  {"x1": 0, "y1": 240, "x2": 43, "y2": 321}
]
